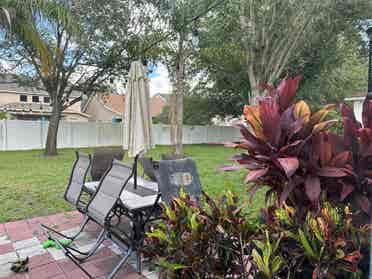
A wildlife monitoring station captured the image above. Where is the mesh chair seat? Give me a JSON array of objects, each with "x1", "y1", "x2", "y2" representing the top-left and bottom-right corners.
[
  {"x1": 41, "y1": 152, "x2": 92, "y2": 243},
  {"x1": 87, "y1": 159, "x2": 133, "y2": 225},
  {"x1": 90, "y1": 147, "x2": 125, "y2": 181},
  {"x1": 64, "y1": 152, "x2": 92, "y2": 208},
  {"x1": 138, "y1": 157, "x2": 159, "y2": 182}
]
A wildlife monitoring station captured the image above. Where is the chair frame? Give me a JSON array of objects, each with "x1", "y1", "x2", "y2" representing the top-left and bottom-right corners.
[
  {"x1": 45, "y1": 158, "x2": 143, "y2": 279},
  {"x1": 41, "y1": 151, "x2": 92, "y2": 241}
]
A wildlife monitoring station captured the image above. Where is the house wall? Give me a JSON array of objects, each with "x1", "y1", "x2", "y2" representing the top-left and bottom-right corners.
[
  {"x1": 150, "y1": 95, "x2": 166, "y2": 117},
  {"x1": 0, "y1": 92, "x2": 21, "y2": 104},
  {"x1": 68, "y1": 100, "x2": 82, "y2": 113},
  {"x1": 84, "y1": 96, "x2": 119, "y2": 122}
]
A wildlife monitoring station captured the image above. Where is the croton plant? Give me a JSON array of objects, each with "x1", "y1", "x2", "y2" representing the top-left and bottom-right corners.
[{"x1": 225, "y1": 76, "x2": 372, "y2": 219}]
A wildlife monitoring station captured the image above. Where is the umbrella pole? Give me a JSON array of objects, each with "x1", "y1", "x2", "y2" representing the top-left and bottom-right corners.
[{"x1": 134, "y1": 154, "x2": 139, "y2": 189}]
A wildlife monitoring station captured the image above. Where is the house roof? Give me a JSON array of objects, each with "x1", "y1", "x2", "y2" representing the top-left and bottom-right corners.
[
  {"x1": 0, "y1": 102, "x2": 90, "y2": 118},
  {"x1": 154, "y1": 93, "x2": 170, "y2": 102},
  {"x1": 101, "y1": 94, "x2": 125, "y2": 115},
  {"x1": 82, "y1": 92, "x2": 168, "y2": 119},
  {"x1": 0, "y1": 75, "x2": 81, "y2": 98}
]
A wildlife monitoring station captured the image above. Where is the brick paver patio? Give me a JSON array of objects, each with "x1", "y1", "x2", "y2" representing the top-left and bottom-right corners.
[{"x1": 0, "y1": 211, "x2": 157, "y2": 279}]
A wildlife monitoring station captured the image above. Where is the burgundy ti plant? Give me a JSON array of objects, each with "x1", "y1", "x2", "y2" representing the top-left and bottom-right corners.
[{"x1": 224, "y1": 76, "x2": 372, "y2": 218}]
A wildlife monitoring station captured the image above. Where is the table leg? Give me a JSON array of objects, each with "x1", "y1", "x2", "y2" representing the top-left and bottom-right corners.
[{"x1": 108, "y1": 247, "x2": 133, "y2": 279}]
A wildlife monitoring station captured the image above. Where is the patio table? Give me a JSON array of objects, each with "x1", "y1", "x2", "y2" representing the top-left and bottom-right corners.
[{"x1": 84, "y1": 177, "x2": 159, "y2": 209}]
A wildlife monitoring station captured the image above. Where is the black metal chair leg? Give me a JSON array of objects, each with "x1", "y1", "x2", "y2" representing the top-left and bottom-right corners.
[
  {"x1": 64, "y1": 248, "x2": 94, "y2": 279},
  {"x1": 40, "y1": 216, "x2": 90, "y2": 241},
  {"x1": 52, "y1": 229, "x2": 107, "y2": 261},
  {"x1": 136, "y1": 251, "x2": 142, "y2": 274},
  {"x1": 72, "y1": 229, "x2": 107, "y2": 261},
  {"x1": 107, "y1": 247, "x2": 133, "y2": 279}
]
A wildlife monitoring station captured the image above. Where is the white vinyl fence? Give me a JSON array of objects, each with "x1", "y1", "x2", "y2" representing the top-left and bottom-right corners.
[{"x1": 0, "y1": 120, "x2": 241, "y2": 151}]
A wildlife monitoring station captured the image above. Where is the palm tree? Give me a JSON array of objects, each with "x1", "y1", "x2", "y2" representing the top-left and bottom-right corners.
[
  {"x1": 0, "y1": 0, "x2": 78, "y2": 156},
  {"x1": 0, "y1": 7, "x2": 11, "y2": 29},
  {"x1": 0, "y1": 0, "x2": 76, "y2": 76}
]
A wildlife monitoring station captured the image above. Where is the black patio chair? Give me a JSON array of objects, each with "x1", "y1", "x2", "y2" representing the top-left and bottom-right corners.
[
  {"x1": 161, "y1": 153, "x2": 186, "y2": 160},
  {"x1": 138, "y1": 157, "x2": 159, "y2": 182},
  {"x1": 157, "y1": 157, "x2": 203, "y2": 205},
  {"x1": 41, "y1": 151, "x2": 92, "y2": 240},
  {"x1": 90, "y1": 147, "x2": 125, "y2": 181},
  {"x1": 46, "y1": 159, "x2": 135, "y2": 279}
]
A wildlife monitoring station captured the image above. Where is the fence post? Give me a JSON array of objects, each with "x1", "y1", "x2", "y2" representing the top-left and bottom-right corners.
[
  {"x1": 0, "y1": 120, "x2": 3, "y2": 151},
  {"x1": 3, "y1": 119, "x2": 7, "y2": 151},
  {"x1": 39, "y1": 119, "x2": 43, "y2": 150}
]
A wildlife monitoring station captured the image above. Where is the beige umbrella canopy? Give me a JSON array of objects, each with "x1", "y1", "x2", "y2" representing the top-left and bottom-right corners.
[{"x1": 123, "y1": 61, "x2": 154, "y2": 158}]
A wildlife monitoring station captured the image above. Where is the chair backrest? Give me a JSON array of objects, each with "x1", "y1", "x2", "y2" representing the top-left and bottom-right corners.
[
  {"x1": 90, "y1": 147, "x2": 125, "y2": 181},
  {"x1": 157, "y1": 158, "x2": 202, "y2": 205},
  {"x1": 139, "y1": 157, "x2": 159, "y2": 182},
  {"x1": 64, "y1": 152, "x2": 92, "y2": 206},
  {"x1": 87, "y1": 159, "x2": 133, "y2": 225}
]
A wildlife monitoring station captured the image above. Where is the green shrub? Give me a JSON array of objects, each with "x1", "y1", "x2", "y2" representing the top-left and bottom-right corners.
[
  {"x1": 264, "y1": 203, "x2": 371, "y2": 278},
  {"x1": 145, "y1": 190, "x2": 256, "y2": 278}
]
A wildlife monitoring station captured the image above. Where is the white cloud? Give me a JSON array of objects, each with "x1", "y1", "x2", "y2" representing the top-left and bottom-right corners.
[{"x1": 149, "y1": 63, "x2": 171, "y2": 95}]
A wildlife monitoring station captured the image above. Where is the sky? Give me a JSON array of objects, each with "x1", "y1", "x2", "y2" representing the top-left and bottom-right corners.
[{"x1": 148, "y1": 63, "x2": 171, "y2": 96}]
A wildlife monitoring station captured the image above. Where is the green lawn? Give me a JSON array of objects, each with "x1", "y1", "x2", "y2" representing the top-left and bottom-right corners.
[{"x1": 0, "y1": 145, "x2": 265, "y2": 223}]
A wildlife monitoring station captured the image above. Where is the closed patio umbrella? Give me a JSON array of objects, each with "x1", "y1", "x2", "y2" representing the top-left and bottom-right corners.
[{"x1": 123, "y1": 61, "x2": 154, "y2": 185}]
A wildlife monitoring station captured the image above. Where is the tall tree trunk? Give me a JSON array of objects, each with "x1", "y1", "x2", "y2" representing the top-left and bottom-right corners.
[
  {"x1": 45, "y1": 102, "x2": 61, "y2": 156},
  {"x1": 248, "y1": 64, "x2": 261, "y2": 105},
  {"x1": 173, "y1": 52, "x2": 185, "y2": 155},
  {"x1": 175, "y1": 89, "x2": 184, "y2": 155},
  {"x1": 170, "y1": 37, "x2": 185, "y2": 156},
  {"x1": 169, "y1": 93, "x2": 176, "y2": 147}
]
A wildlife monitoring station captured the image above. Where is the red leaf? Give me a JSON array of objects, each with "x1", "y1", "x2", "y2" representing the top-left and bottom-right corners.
[
  {"x1": 259, "y1": 97, "x2": 281, "y2": 146},
  {"x1": 328, "y1": 132, "x2": 345, "y2": 155},
  {"x1": 224, "y1": 142, "x2": 238, "y2": 148},
  {"x1": 312, "y1": 266, "x2": 320, "y2": 279},
  {"x1": 362, "y1": 98, "x2": 372, "y2": 129},
  {"x1": 340, "y1": 103, "x2": 360, "y2": 125},
  {"x1": 277, "y1": 157, "x2": 299, "y2": 178},
  {"x1": 330, "y1": 151, "x2": 350, "y2": 168},
  {"x1": 340, "y1": 182, "x2": 354, "y2": 201},
  {"x1": 219, "y1": 165, "x2": 244, "y2": 172},
  {"x1": 305, "y1": 176, "x2": 321, "y2": 202},
  {"x1": 259, "y1": 82, "x2": 275, "y2": 94},
  {"x1": 278, "y1": 140, "x2": 303, "y2": 156},
  {"x1": 279, "y1": 177, "x2": 303, "y2": 204},
  {"x1": 278, "y1": 76, "x2": 302, "y2": 111},
  {"x1": 244, "y1": 168, "x2": 268, "y2": 183},
  {"x1": 235, "y1": 124, "x2": 270, "y2": 153},
  {"x1": 343, "y1": 118, "x2": 359, "y2": 147},
  {"x1": 248, "y1": 184, "x2": 261, "y2": 202},
  {"x1": 343, "y1": 250, "x2": 361, "y2": 264},
  {"x1": 317, "y1": 167, "x2": 348, "y2": 177},
  {"x1": 356, "y1": 195, "x2": 370, "y2": 214},
  {"x1": 318, "y1": 133, "x2": 332, "y2": 167},
  {"x1": 359, "y1": 128, "x2": 372, "y2": 147}
]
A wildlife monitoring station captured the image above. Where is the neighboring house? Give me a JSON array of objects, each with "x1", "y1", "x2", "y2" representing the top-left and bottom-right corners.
[
  {"x1": 83, "y1": 93, "x2": 125, "y2": 122},
  {"x1": 151, "y1": 94, "x2": 168, "y2": 117},
  {"x1": 0, "y1": 75, "x2": 89, "y2": 121},
  {"x1": 83, "y1": 92, "x2": 168, "y2": 122},
  {"x1": 344, "y1": 92, "x2": 367, "y2": 123}
]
